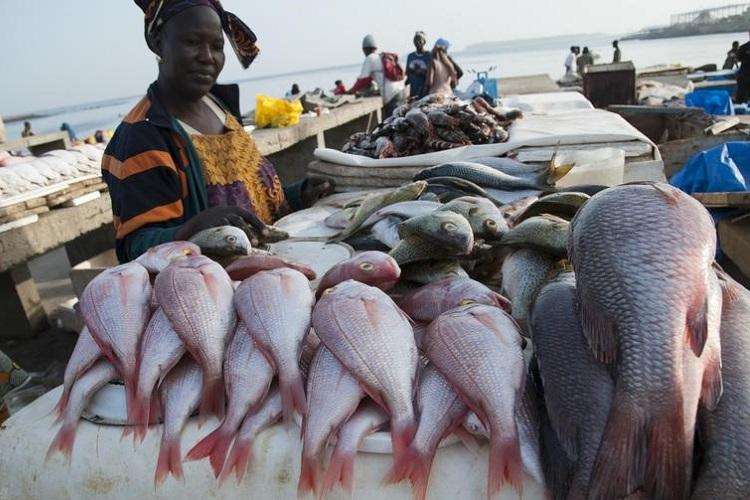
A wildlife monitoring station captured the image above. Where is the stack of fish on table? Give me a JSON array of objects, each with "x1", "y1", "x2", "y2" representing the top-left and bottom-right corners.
[
  {"x1": 47, "y1": 167, "x2": 750, "y2": 499},
  {"x1": 0, "y1": 144, "x2": 105, "y2": 199},
  {"x1": 341, "y1": 94, "x2": 523, "y2": 158}
]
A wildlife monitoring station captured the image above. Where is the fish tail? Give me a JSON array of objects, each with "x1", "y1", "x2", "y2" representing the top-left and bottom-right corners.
[
  {"x1": 219, "y1": 436, "x2": 254, "y2": 484},
  {"x1": 185, "y1": 423, "x2": 234, "y2": 478},
  {"x1": 390, "y1": 416, "x2": 417, "y2": 464},
  {"x1": 129, "y1": 393, "x2": 151, "y2": 444},
  {"x1": 124, "y1": 377, "x2": 140, "y2": 428},
  {"x1": 588, "y1": 395, "x2": 647, "y2": 500},
  {"x1": 453, "y1": 426, "x2": 480, "y2": 454},
  {"x1": 384, "y1": 444, "x2": 434, "y2": 500},
  {"x1": 279, "y1": 370, "x2": 307, "y2": 423},
  {"x1": 154, "y1": 433, "x2": 183, "y2": 487},
  {"x1": 199, "y1": 376, "x2": 226, "y2": 421},
  {"x1": 644, "y1": 403, "x2": 692, "y2": 500},
  {"x1": 297, "y1": 452, "x2": 322, "y2": 498},
  {"x1": 322, "y1": 447, "x2": 356, "y2": 495},
  {"x1": 46, "y1": 422, "x2": 78, "y2": 462},
  {"x1": 53, "y1": 387, "x2": 71, "y2": 418},
  {"x1": 488, "y1": 431, "x2": 523, "y2": 499}
]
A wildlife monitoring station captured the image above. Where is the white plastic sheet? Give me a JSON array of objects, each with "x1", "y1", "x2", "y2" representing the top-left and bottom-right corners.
[{"x1": 314, "y1": 108, "x2": 657, "y2": 168}]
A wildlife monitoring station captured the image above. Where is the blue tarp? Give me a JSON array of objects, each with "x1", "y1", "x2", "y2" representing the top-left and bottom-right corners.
[
  {"x1": 671, "y1": 142, "x2": 750, "y2": 194},
  {"x1": 685, "y1": 90, "x2": 734, "y2": 115}
]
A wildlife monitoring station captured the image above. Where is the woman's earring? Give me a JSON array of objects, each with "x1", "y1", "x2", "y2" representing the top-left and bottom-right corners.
[{"x1": 156, "y1": 55, "x2": 162, "y2": 63}]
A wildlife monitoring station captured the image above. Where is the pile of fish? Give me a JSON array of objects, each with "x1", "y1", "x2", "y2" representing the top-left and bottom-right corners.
[
  {"x1": 0, "y1": 145, "x2": 105, "y2": 199},
  {"x1": 342, "y1": 94, "x2": 522, "y2": 158},
  {"x1": 48, "y1": 180, "x2": 750, "y2": 500}
]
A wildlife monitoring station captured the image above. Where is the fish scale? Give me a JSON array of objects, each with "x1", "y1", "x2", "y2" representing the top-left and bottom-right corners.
[
  {"x1": 530, "y1": 273, "x2": 614, "y2": 500},
  {"x1": 692, "y1": 271, "x2": 750, "y2": 499},
  {"x1": 569, "y1": 183, "x2": 722, "y2": 500},
  {"x1": 500, "y1": 248, "x2": 556, "y2": 330},
  {"x1": 414, "y1": 161, "x2": 552, "y2": 190},
  {"x1": 312, "y1": 280, "x2": 418, "y2": 464}
]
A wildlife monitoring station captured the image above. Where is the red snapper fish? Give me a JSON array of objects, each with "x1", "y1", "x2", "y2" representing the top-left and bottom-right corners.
[
  {"x1": 135, "y1": 241, "x2": 200, "y2": 274},
  {"x1": 315, "y1": 251, "x2": 401, "y2": 299},
  {"x1": 155, "y1": 256, "x2": 237, "y2": 419},
  {"x1": 55, "y1": 326, "x2": 101, "y2": 416},
  {"x1": 424, "y1": 304, "x2": 526, "y2": 499},
  {"x1": 234, "y1": 268, "x2": 314, "y2": 422},
  {"x1": 79, "y1": 262, "x2": 152, "y2": 426},
  {"x1": 312, "y1": 279, "x2": 418, "y2": 464}
]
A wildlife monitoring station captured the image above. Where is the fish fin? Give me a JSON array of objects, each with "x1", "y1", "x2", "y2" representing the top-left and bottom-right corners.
[
  {"x1": 575, "y1": 290, "x2": 618, "y2": 365},
  {"x1": 219, "y1": 436, "x2": 254, "y2": 484},
  {"x1": 46, "y1": 422, "x2": 77, "y2": 463},
  {"x1": 488, "y1": 432, "x2": 523, "y2": 499},
  {"x1": 700, "y1": 349, "x2": 723, "y2": 411},
  {"x1": 383, "y1": 445, "x2": 434, "y2": 500},
  {"x1": 185, "y1": 423, "x2": 234, "y2": 478},
  {"x1": 279, "y1": 370, "x2": 307, "y2": 424},
  {"x1": 686, "y1": 292, "x2": 710, "y2": 357},
  {"x1": 491, "y1": 292, "x2": 512, "y2": 314},
  {"x1": 53, "y1": 387, "x2": 71, "y2": 418},
  {"x1": 390, "y1": 416, "x2": 418, "y2": 464},
  {"x1": 199, "y1": 377, "x2": 226, "y2": 421},
  {"x1": 297, "y1": 453, "x2": 323, "y2": 498},
  {"x1": 453, "y1": 426, "x2": 480, "y2": 455},
  {"x1": 130, "y1": 393, "x2": 150, "y2": 443},
  {"x1": 644, "y1": 404, "x2": 692, "y2": 500},
  {"x1": 154, "y1": 434, "x2": 183, "y2": 487},
  {"x1": 538, "y1": 406, "x2": 575, "y2": 500},
  {"x1": 323, "y1": 447, "x2": 356, "y2": 495}
]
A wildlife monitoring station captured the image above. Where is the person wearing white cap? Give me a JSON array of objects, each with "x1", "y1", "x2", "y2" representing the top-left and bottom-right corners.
[{"x1": 347, "y1": 34, "x2": 406, "y2": 116}]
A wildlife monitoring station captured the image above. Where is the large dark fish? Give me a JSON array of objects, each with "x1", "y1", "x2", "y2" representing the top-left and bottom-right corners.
[
  {"x1": 691, "y1": 270, "x2": 750, "y2": 500},
  {"x1": 569, "y1": 183, "x2": 723, "y2": 500},
  {"x1": 530, "y1": 273, "x2": 614, "y2": 500},
  {"x1": 414, "y1": 161, "x2": 553, "y2": 190}
]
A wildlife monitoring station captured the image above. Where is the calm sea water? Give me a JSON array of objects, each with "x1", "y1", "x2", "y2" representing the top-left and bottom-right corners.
[{"x1": 5, "y1": 32, "x2": 746, "y2": 141}]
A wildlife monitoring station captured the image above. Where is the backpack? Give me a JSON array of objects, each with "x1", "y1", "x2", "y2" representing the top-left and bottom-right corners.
[{"x1": 381, "y1": 52, "x2": 405, "y2": 82}]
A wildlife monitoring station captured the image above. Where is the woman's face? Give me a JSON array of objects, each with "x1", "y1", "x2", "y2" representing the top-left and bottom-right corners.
[{"x1": 157, "y1": 6, "x2": 225, "y2": 100}]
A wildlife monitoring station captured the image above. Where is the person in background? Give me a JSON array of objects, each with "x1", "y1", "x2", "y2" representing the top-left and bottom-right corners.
[
  {"x1": 564, "y1": 46, "x2": 577, "y2": 76},
  {"x1": 724, "y1": 41, "x2": 740, "y2": 70},
  {"x1": 577, "y1": 46, "x2": 594, "y2": 75},
  {"x1": 736, "y1": 32, "x2": 750, "y2": 102},
  {"x1": 612, "y1": 40, "x2": 621, "y2": 63},
  {"x1": 21, "y1": 121, "x2": 34, "y2": 138},
  {"x1": 104, "y1": 0, "x2": 334, "y2": 263},
  {"x1": 406, "y1": 31, "x2": 431, "y2": 99},
  {"x1": 60, "y1": 122, "x2": 77, "y2": 142},
  {"x1": 333, "y1": 80, "x2": 347, "y2": 95},
  {"x1": 348, "y1": 34, "x2": 406, "y2": 117},
  {"x1": 285, "y1": 83, "x2": 300, "y2": 98},
  {"x1": 426, "y1": 38, "x2": 459, "y2": 97}
]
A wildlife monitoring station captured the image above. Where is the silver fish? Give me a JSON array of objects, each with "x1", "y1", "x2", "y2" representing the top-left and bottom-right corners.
[
  {"x1": 185, "y1": 322, "x2": 274, "y2": 477},
  {"x1": 323, "y1": 401, "x2": 389, "y2": 495},
  {"x1": 500, "y1": 214, "x2": 569, "y2": 257},
  {"x1": 361, "y1": 200, "x2": 443, "y2": 227},
  {"x1": 440, "y1": 196, "x2": 509, "y2": 239},
  {"x1": 154, "y1": 357, "x2": 203, "y2": 486},
  {"x1": 312, "y1": 280, "x2": 418, "y2": 463},
  {"x1": 384, "y1": 364, "x2": 469, "y2": 500},
  {"x1": 47, "y1": 360, "x2": 118, "y2": 462},
  {"x1": 298, "y1": 347, "x2": 365, "y2": 497},
  {"x1": 219, "y1": 386, "x2": 283, "y2": 483},
  {"x1": 500, "y1": 248, "x2": 556, "y2": 330},
  {"x1": 371, "y1": 216, "x2": 402, "y2": 249},
  {"x1": 424, "y1": 304, "x2": 526, "y2": 497},
  {"x1": 55, "y1": 327, "x2": 101, "y2": 417},
  {"x1": 234, "y1": 268, "x2": 314, "y2": 421},
  {"x1": 415, "y1": 161, "x2": 553, "y2": 190},
  {"x1": 401, "y1": 259, "x2": 469, "y2": 285},
  {"x1": 468, "y1": 157, "x2": 550, "y2": 177},
  {"x1": 512, "y1": 191, "x2": 590, "y2": 224},
  {"x1": 132, "y1": 308, "x2": 186, "y2": 442},
  {"x1": 189, "y1": 226, "x2": 251, "y2": 256},
  {"x1": 398, "y1": 211, "x2": 474, "y2": 253},
  {"x1": 570, "y1": 183, "x2": 722, "y2": 500}
]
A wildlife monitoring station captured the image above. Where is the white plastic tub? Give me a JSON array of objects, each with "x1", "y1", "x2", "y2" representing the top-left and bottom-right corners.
[
  {"x1": 0, "y1": 387, "x2": 546, "y2": 499},
  {"x1": 554, "y1": 147, "x2": 625, "y2": 188}
]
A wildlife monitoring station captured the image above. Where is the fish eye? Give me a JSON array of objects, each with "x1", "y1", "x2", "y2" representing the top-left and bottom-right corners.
[
  {"x1": 468, "y1": 207, "x2": 479, "y2": 216},
  {"x1": 182, "y1": 248, "x2": 192, "y2": 256},
  {"x1": 227, "y1": 236, "x2": 237, "y2": 244},
  {"x1": 442, "y1": 222, "x2": 458, "y2": 232},
  {"x1": 485, "y1": 220, "x2": 497, "y2": 227},
  {"x1": 323, "y1": 287, "x2": 335, "y2": 295},
  {"x1": 459, "y1": 299, "x2": 475, "y2": 305},
  {"x1": 359, "y1": 262, "x2": 374, "y2": 271}
]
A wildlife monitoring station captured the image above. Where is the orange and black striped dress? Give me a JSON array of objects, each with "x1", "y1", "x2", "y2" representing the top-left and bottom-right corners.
[{"x1": 102, "y1": 83, "x2": 299, "y2": 263}]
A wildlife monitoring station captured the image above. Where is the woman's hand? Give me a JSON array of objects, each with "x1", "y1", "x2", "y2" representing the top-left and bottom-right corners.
[
  {"x1": 301, "y1": 177, "x2": 335, "y2": 207},
  {"x1": 175, "y1": 206, "x2": 268, "y2": 245}
]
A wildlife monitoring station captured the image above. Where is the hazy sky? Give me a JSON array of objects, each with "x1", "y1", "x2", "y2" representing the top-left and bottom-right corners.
[{"x1": 0, "y1": 0, "x2": 741, "y2": 116}]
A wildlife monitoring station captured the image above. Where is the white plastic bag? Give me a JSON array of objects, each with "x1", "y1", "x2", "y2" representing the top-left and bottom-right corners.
[{"x1": 554, "y1": 147, "x2": 625, "y2": 187}]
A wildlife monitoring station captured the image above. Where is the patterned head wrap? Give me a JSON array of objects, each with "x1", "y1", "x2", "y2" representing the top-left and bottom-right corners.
[{"x1": 135, "y1": 0, "x2": 259, "y2": 68}]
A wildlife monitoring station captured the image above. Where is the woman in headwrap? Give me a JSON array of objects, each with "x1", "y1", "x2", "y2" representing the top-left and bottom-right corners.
[{"x1": 103, "y1": 1, "x2": 334, "y2": 263}]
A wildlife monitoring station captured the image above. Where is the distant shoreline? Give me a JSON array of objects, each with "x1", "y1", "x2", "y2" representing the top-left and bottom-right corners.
[{"x1": 623, "y1": 21, "x2": 750, "y2": 41}]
